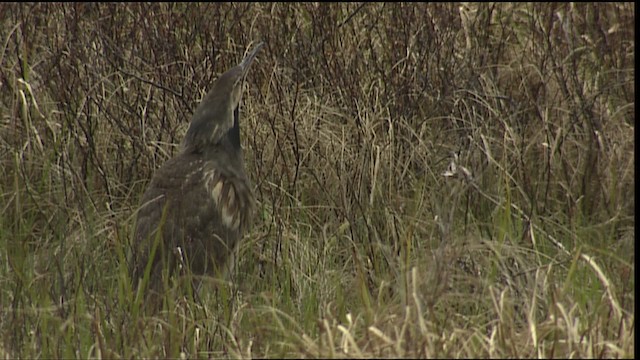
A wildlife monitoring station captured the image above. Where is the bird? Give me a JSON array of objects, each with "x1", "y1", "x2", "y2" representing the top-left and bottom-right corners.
[{"x1": 131, "y1": 42, "x2": 264, "y2": 301}]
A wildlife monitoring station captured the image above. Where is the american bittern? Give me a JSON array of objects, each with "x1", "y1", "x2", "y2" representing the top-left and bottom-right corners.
[{"x1": 131, "y1": 42, "x2": 263, "y2": 299}]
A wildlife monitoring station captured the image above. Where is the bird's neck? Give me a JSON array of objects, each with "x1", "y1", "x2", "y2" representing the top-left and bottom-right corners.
[{"x1": 228, "y1": 106, "x2": 241, "y2": 150}]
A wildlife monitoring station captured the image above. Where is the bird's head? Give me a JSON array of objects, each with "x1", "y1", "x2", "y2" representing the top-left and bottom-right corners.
[{"x1": 182, "y1": 42, "x2": 264, "y2": 153}]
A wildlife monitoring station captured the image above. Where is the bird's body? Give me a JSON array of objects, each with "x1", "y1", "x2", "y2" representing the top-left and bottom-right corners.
[
  {"x1": 131, "y1": 43, "x2": 263, "y2": 297},
  {"x1": 132, "y1": 147, "x2": 254, "y2": 279}
]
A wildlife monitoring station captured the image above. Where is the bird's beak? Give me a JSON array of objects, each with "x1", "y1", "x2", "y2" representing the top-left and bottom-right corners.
[{"x1": 239, "y1": 42, "x2": 264, "y2": 79}]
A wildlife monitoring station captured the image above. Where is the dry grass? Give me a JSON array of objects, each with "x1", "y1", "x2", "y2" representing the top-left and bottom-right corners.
[{"x1": 0, "y1": 3, "x2": 634, "y2": 358}]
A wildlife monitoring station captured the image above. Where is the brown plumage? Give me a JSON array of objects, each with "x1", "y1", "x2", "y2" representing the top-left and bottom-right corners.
[{"x1": 131, "y1": 43, "x2": 263, "y2": 299}]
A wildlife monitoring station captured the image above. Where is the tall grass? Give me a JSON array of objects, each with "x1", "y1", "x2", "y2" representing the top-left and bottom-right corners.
[{"x1": 0, "y1": 3, "x2": 634, "y2": 358}]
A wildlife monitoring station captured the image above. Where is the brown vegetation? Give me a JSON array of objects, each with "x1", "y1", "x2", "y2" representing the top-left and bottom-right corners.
[{"x1": 0, "y1": 3, "x2": 634, "y2": 358}]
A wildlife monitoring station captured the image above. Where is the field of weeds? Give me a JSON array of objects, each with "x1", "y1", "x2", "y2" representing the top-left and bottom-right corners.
[{"x1": 0, "y1": 3, "x2": 634, "y2": 358}]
